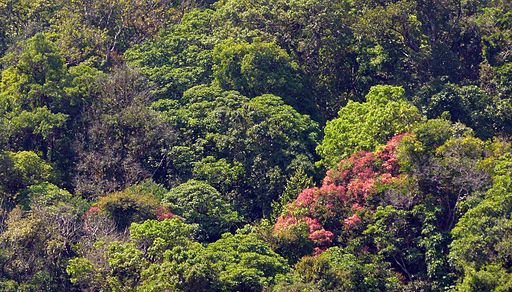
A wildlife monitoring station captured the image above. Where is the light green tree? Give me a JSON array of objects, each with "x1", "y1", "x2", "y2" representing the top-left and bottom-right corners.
[
  {"x1": 317, "y1": 85, "x2": 423, "y2": 168},
  {"x1": 450, "y1": 151, "x2": 512, "y2": 291}
]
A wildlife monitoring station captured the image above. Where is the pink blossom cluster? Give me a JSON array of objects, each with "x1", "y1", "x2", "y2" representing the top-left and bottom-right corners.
[{"x1": 274, "y1": 134, "x2": 409, "y2": 252}]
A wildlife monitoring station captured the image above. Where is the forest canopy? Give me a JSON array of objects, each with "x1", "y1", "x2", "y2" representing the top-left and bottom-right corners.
[{"x1": 1, "y1": 0, "x2": 512, "y2": 291}]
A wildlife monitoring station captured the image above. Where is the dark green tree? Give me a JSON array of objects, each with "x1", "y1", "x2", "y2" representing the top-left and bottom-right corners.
[
  {"x1": 163, "y1": 180, "x2": 240, "y2": 241},
  {"x1": 125, "y1": 9, "x2": 216, "y2": 99},
  {"x1": 153, "y1": 84, "x2": 319, "y2": 219}
]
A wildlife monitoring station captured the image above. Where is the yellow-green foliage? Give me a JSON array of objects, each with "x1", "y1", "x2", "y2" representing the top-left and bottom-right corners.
[{"x1": 318, "y1": 85, "x2": 423, "y2": 168}]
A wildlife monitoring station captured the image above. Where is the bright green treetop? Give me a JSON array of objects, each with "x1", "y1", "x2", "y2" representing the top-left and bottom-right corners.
[{"x1": 317, "y1": 85, "x2": 423, "y2": 168}]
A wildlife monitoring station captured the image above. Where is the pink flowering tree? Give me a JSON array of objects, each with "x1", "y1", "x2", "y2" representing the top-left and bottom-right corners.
[{"x1": 274, "y1": 134, "x2": 408, "y2": 253}]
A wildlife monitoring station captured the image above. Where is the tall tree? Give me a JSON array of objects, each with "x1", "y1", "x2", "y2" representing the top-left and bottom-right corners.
[{"x1": 73, "y1": 67, "x2": 175, "y2": 197}]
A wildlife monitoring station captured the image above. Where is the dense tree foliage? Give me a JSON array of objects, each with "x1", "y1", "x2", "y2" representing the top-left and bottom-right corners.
[
  {"x1": 72, "y1": 67, "x2": 174, "y2": 197},
  {"x1": 317, "y1": 85, "x2": 422, "y2": 167},
  {"x1": 163, "y1": 179, "x2": 240, "y2": 240},
  {"x1": 125, "y1": 9, "x2": 216, "y2": 99},
  {"x1": 152, "y1": 84, "x2": 319, "y2": 219},
  {"x1": 450, "y1": 151, "x2": 512, "y2": 290},
  {"x1": 1, "y1": 0, "x2": 511, "y2": 290}
]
